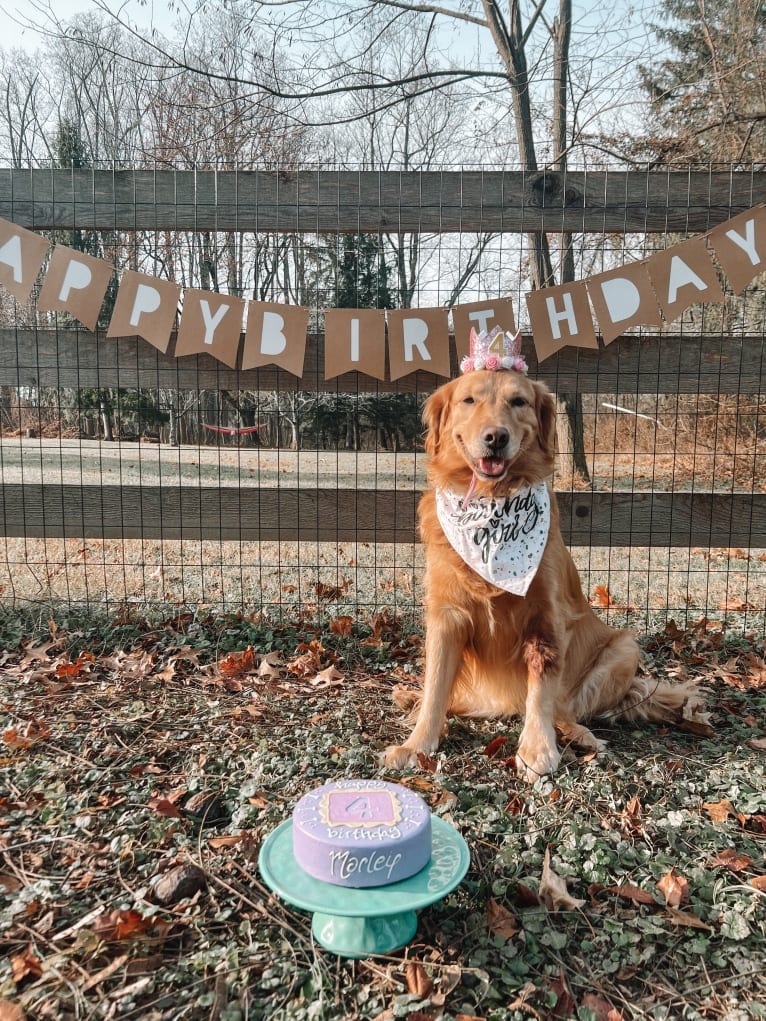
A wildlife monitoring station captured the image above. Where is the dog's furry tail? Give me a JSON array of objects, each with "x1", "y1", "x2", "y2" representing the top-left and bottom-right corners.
[{"x1": 606, "y1": 675, "x2": 708, "y2": 725}]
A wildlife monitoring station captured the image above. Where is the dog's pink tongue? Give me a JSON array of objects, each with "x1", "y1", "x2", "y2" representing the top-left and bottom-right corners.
[{"x1": 479, "y1": 457, "x2": 506, "y2": 477}]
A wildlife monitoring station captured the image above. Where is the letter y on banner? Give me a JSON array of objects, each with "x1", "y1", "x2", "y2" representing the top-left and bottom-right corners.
[
  {"x1": 175, "y1": 288, "x2": 245, "y2": 368},
  {"x1": 707, "y1": 205, "x2": 766, "y2": 293}
]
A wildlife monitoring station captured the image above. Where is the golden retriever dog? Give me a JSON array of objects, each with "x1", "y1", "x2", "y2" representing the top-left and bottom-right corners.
[{"x1": 385, "y1": 354, "x2": 704, "y2": 782}]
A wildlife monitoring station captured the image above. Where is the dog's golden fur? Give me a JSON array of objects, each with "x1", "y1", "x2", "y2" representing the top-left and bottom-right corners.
[{"x1": 384, "y1": 369, "x2": 703, "y2": 781}]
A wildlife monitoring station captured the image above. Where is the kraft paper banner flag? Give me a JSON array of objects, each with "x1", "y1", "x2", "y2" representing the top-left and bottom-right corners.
[
  {"x1": 107, "y1": 270, "x2": 181, "y2": 353},
  {"x1": 324, "y1": 308, "x2": 386, "y2": 381},
  {"x1": 242, "y1": 301, "x2": 309, "y2": 377},
  {"x1": 707, "y1": 204, "x2": 766, "y2": 294},
  {"x1": 174, "y1": 289, "x2": 245, "y2": 368},
  {"x1": 37, "y1": 246, "x2": 114, "y2": 331},
  {"x1": 525, "y1": 281, "x2": 598, "y2": 361},
  {"x1": 646, "y1": 236, "x2": 725, "y2": 324},
  {"x1": 451, "y1": 298, "x2": 517, "y2": 360},
  {"x1": 0, "y1": 217, "x2": 50, "y2": 303},
  {"x1": 586, "y1": 261, "x2": 662, "y2": 345},
  {"x1": 387, "y1": 307, "x2": 451, "y2": 381}
]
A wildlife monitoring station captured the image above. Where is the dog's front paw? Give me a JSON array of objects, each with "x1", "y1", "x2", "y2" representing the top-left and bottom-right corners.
[
  {"x1": 382, "y1": 743, "x2": 423, "y2": 769},
  {"x1": 516, "y1": 733, "x2": 561, "y2": 783}
]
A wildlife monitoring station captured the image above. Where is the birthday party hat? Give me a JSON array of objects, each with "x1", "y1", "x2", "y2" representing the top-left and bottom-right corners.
[{"x1": 460, "y1": 325, "x2": 528, "y2": 375}]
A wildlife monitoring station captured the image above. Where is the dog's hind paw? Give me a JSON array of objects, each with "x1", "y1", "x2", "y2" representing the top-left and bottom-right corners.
[{"x1": 516, "y1": 736, "x2": 561, "y2": 784}]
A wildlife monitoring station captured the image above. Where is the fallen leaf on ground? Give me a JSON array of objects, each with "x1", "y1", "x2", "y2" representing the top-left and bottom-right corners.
[
  {"x1": 486, "y1": 897, "x2": 520, "y2": 940},
  {"x1": 539, "y1": 847, "x2": 585, "y2": 911},
  {"x1": 750, "y1": 875, "x2": 766, "y2": 892},
  {"x1": 656, "y1": 868, "x2": 689, "y2": 907},
  {"x1": 3, "y1": 720, "x2": 51, "y2": 749},
  {"x1": 404, "y1": 960, "x2": 433, "y2": 998},
  {"x1": 580, "y1": 993, "x2": 625, "y2": 1020},
  {"x1": 607, "y1": 883, "x2": 657, "y2": 905},
  {"x1": 0, "y1": 1001, "x2": 25, "y2": 1021},
  {"x1": 92, "y1": 908, "x2": 151, "y2": 941},
  {"x1": 665, "y1": 907, "x2": 712, "y2": 930},
  {"x1": 483, "y1": 735, "x2": 508, "y2": 757},
  {"x1": 10, "y1": 945, "x2": 42, "y2": 984},
  {"x1": 702, "y1": 800, "x2": 735, "y2": 823},
  {"x1": 746, "y1": 736, "x2": 766, "y2": 751},
  {"x1": 710, "y1": 849, "x2": 754, "y2": 872}
]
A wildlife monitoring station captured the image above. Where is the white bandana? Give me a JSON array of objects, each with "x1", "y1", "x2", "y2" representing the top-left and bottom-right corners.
[{"x1": 435, "y1": 482, "x2": 550, "y2": 596}]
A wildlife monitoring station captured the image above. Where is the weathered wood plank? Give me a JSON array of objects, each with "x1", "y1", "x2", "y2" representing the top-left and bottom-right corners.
[
  {"x1": 0, "y1": 484, "x2": 763, "y2": 546},
  {"x1": 0, "y1": 168, "x2": 763, "y2": 234},
  {"x1": 1, "y1": 328, "x2": 763, "y2": 395}
]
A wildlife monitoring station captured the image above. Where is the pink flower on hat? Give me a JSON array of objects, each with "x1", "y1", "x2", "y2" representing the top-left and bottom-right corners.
[
  {"x1": 461, "y1": 326, "x2": 528, "y2": 376},
  {"x1": 485, "y1": 354, "x2": 501, "y2": 370}
]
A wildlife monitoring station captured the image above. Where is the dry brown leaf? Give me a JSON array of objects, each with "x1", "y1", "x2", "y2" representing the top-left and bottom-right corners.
[
  {"x1": 3, "y1": 720, "x2": 51, "y2": 750},
  {"x1": 404, "y1": 960, "x2": 433, "y2": 999},
  {"x1": 710, "y1": 849, "x2": 754, "y2": 872},
  {"x1": 0, "y1": 1001, "x2": 25, "y2": 1021},
  {"x1": 218, "y1": 646, "x2": 256, "y2": 677},
  {"x1": 431, "y1": 963, "x2": 462, "y2": 1006},
  {"x1": 312, "y1": 665, "x2": 345, "y2": 686},
  {"x1": 549, "y1": 970, "x2": 576, "y2": 1018},
  {"x1": 148, "y1": 797, "x2": 184, "y2": 820},
  {"x1": 539, "y1": 847, "x2": 585, "y2": 911},
  {"x1": 92, "y1": 908, "x2": 151, "y2": 941},
  {"x1": 750, "y1": 875, "x2": 766, "y2": 892},
  {"x1": 665, "y1": 907, "x2": 713, "y2": 930},
  {"x1": 580, "y1": 993, "x2": 625, "y2": 1020},
  {"x1": 656, "y1": 868, "x2": 689, "y2": 908},
  {"x1": 416, "y1": 750, "x2": 437, "y2": 773},
  {"x1": 329, "y1": 615, "x2": 353, "y2": 635},
  {"x1": 607, "y1": 883, "x2": 657, "y2": 905},
  {"x1": 10, "y1": 945, "x2": 42, "y2": 984},
  {"x1": 702, "y1": 800, "x2": 735, "y2": 823},
  {"x1": 746, "y1": 736, "x2": 766, "y2": 751},
  {"x1": 486, "y1": 897, "x2": 520, "y2": 940}
]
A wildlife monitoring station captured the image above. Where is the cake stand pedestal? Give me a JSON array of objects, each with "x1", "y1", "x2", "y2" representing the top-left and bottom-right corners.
[{"x1": 258, "y1": 816, "x2": 470, "y2": 958}]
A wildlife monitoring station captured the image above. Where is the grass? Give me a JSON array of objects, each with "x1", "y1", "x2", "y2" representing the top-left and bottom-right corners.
[{"x1": 0, "y1": 607, "x2": 764, "y2": 1020}]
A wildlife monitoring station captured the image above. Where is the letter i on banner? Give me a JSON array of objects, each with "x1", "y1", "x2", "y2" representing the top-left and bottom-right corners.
[
  {"x1": 241, "y1": 301, "x2": 309, "y2": 377},
  {"x1": 525, "y1": 281, "x2": 598, "y2": 361},
  {"x1": 0, "y1": 217, "x2": 50, "y2": 303},
  {"x1": 707, "y1": 205, "x2": 766, "y2": 293},
  {"x1": 175, "y1": 288, "x2": 245, "y2": 368},
  {"x1": 107, "y1": 269, "x2": 181, "y2": 353},
  {"x1": 386, "y1": 308, "x2": 451, "y2": 381},
  {"x1": 37, "y1": 247, "x2": 114, "y2": 331},
  {"x1": 324, "y1": 308, "x2": 386, "y2": 380}
]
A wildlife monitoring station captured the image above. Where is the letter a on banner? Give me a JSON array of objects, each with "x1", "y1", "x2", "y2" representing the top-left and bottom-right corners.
[
  {"x1": 646, "y1": 236, "x2": 724, "y2": 325},
  {"x1": 324, "y1": 308, "x2": 386, "y2": 380},
  {"x1": 707, "y1": 205, "x2": 766, "y2": 294},
  {"x1": 387, "y1": 308, "x2": 450, "y2": 381},
  {"x1": 0, "y1": 217, "x2": 50, "y2": 303},
  {"x1": 241, "y1": 301, "x2": 309, "y2": 377},
  {"x1": 37, "y1": 246, "x2": 114, "y2": 331},
  {"x1": 175, "y1": 288, "x2": 245, "y2": 368}
]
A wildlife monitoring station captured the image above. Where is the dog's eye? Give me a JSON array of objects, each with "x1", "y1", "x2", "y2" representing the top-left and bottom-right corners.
[
  {"x1": 462, "y1": 396, "x2": 475, "y2": 405},
  {"x1": 510, "y1": 396, "x2": 527, "y2": 408}
]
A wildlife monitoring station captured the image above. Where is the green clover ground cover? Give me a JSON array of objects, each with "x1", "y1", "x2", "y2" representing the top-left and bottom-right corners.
[{"x1": 0, "y1": 608, "x2": 764, "y2": 1020}]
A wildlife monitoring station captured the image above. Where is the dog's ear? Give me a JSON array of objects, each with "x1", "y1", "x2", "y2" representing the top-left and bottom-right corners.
[
  {"x1": 422, "y1": 386, "x2": 450, "y2": 457},
  {"x1": 533, "y1": 383, "x2": 557, "y2": 460}
]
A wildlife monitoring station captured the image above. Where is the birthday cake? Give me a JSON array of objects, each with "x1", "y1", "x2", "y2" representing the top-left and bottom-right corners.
[{"x1": 291, "y1": 779, "x2": 432, "y2": 888}]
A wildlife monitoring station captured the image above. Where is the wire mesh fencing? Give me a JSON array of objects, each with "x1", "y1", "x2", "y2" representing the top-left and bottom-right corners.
[{"x1": 0, "y1": 164, "x2": 764, "y2": 633}]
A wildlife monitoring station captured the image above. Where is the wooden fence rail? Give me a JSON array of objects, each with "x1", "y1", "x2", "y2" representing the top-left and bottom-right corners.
[{"x1": 0, "y1": 168, "x2": 764, "y2": 552}]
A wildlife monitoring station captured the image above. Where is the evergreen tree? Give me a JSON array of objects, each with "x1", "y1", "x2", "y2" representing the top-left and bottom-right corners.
[{"x1": 640, "y1": 0, "x2": 766, "y2": 163}]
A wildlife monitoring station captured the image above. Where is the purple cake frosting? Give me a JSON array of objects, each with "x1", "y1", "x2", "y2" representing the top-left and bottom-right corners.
[{"x1": 292, "y1": 779, "x2": 432, "y2": 888}]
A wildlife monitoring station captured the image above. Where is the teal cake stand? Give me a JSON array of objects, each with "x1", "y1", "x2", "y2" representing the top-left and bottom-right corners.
[{"x1": 258, "y1": 816, "x2": 470, "y2": 958}]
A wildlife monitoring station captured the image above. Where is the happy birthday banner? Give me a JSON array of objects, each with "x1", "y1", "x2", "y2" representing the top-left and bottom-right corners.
[{"x1": 1, "y1": 205, "x2": 765, "y2": 378}]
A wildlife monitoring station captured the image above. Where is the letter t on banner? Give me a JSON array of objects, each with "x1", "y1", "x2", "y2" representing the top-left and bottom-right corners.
[
  {"x1": 324, "y1": 308, "x2": 386, "y2": 380},
  {"x1": 451, "y1": 298, "x2": 517, "y2": 361},
  {"x1": 525, "y1": 281, "x2": 598, "y2": 361},
  {"x1": 107, "y1": 269, "x2": 181, "y2": 353}
]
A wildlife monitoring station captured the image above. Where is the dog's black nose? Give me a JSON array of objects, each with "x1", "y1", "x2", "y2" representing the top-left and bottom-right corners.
[{"x1": 481, "y1": 426, "x2": 509, "y2": 451}]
